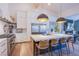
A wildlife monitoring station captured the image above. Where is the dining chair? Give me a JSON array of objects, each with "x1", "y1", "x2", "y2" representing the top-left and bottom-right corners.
[
  {"x1": 50, "y1": 39, "x2": 60, "y2": 56},
  {"x1": 59, "y1": 38, "x2": 69, "y2": 56},
  {"x1": 35, "y1": 40, "x2": 50, "y2": 56}
]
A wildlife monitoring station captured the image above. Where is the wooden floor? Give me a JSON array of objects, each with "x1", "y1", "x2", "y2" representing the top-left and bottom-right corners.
[
  {"x1": 11, "y1": 40, "x2": 73, "y2": 56},
  {"x1": 11, "y1": 41, "x2": 33, "y2": 56}
]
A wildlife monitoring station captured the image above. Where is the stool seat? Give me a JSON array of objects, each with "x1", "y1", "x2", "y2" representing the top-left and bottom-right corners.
[
  {"x1": 50, "y1": 39, "x2": 59, "y2": 56},
  {"x1": 36, "y1": 44, "x2": 49, "y2": 49},
  {"x1": 35, "y1": 40, "x2": 50, "y2": 56}
]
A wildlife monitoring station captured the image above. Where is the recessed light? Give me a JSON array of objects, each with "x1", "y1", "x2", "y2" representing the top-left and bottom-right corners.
[{"x1": 48, "y1": 3, "x2": 51, "y2": 6}]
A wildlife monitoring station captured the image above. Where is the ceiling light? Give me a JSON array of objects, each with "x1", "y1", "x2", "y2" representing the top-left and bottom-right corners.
[
  {"x1": 37, "y1": 14, "x2": 49, "y2": 22},
  {"x1": 48, "y1": 3, "x2": 51, "y2": 6},
  {"x1": 56, "y1": 17, "x2": 66, "y2": 23}
]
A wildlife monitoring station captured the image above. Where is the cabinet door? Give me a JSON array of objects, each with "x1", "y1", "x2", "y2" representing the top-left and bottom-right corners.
[
  {"x1": 0, "y1": 38, "x2": 7, "y2": 56},
  {"x1": 17, "y1": 11, "x2": 27, "y2": 28}
]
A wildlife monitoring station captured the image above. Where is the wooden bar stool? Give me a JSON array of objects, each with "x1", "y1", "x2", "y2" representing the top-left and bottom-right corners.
[{"x1": 35, "y1": 40, "x2": 50, "y2": 56}]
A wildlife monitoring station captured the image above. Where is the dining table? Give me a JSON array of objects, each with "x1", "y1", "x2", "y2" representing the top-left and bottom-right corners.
[{"x1": 31, "y1": 34, "x2": 73, "y2": 56}]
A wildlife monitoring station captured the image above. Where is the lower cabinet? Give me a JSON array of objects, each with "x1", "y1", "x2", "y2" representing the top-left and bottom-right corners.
[{"x1": 0, "y1": 38, "x2": 7, "y2": 56}]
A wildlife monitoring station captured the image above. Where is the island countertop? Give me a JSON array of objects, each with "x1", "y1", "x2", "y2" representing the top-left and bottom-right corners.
[{"x1": 31, "y1": 34, "x2": 73, "y2": 42}]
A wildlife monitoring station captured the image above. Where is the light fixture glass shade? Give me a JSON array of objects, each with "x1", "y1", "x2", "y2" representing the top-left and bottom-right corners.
[
  {"x1": 38, "y1": 18, "x2": 48, "y2": 22},
  {"x1": 37, "y1": 14, "x2": 48, "y2": 22},
  {"x1": 56, "y1": 17, "x2": 66, "y2": 23}
]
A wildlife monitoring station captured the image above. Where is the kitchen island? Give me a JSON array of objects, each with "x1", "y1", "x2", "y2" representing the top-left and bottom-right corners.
[
  {"x1": 31, "y1": 34, "x2": 73, "y2": 55},
  {"x1": 31, "y1": 34, "x2": 73, "y2": 42}
]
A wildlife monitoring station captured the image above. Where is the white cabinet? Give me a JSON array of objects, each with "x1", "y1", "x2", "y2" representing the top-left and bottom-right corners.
[
  {"x1": 0, "y1": 38, "x2": 7, "y2": 56},
  {"x1": 16, "y1": 11, "x2": 27, "y2": 28},
  {"x1": 15, "y1": 33, "x2": 27, "y2": 42}
]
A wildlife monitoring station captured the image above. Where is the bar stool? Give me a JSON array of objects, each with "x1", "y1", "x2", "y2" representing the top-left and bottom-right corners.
[
  {"x1": 59, "y1": 38, "x2": 68, "y2": 56},
  {"x1": 67, "y1": 37, "x2": 74, "y2": 54},
  {"x1": 50, "y1": 39, "x2": 60, "y2": 56},
  {"x1": 35, "y1": 40, "x2": 50, "y2": 56}
]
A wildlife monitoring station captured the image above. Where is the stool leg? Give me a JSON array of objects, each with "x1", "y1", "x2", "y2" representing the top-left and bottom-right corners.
[
  {"x1": 66, "y1": 44, "x2": 69, "y2": 56},
  {"x1": 48, "y1": 48, "x2": 50, "y2": 56},
  {"x1": 38, "y1": 49, "x2": 40, "y2": 56},
  {"x1": 59, "y1": 40, "x2": 62, "y2": 56},
  {"x1": 72, "y1": 42, "x2": 74, "y2": 53},
  {"x1": 51, "y1": 47, "x2": 53, "y2": 56},
  {"x1": 58, "y1": 48, "x2": 61, "y2": 56},
  {"x1": 59, "y1": 44, "x2": 62, "y2": 56},
  {"x1": 64, "y1": 42, "x2": 69, "y2": 56},
  {"x1": 60, "y1": 45, "x2": 62, "y2": 56},
  {"x1": 35, "y1": 46, "x2": 37, "y2": 56},
  {"x1": 68, "y1": 42, "x2": 70, "y2": 54}
]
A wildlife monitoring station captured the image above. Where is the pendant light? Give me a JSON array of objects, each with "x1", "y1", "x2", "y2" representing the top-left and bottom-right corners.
[
  {"x1": 37, "y1": 14, "x2": 48, "y2": 22},
  {"x1": 56, "y1": 17, "x2": 66, "y2": 23},
  {"x1": 56, "y1": 4, "x2": 66, "y2": 23}
]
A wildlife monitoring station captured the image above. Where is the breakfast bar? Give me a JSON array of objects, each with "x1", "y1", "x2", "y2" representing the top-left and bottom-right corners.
[{"x1": 31, "y1": 34, "x2": 73, "y2": 56}]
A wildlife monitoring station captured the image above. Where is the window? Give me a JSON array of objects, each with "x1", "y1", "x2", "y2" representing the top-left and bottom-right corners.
[
  {"x1": 31, "y1": 25, "x2": 39, "y2": 33},
  {"x1": 31, "y1": 23, "x2": 47, "y2": 34}
]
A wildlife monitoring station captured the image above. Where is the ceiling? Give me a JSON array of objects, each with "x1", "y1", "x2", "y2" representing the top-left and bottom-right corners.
[{"x1": 8, "y1": 3, "x2": 79, "y2": 20}]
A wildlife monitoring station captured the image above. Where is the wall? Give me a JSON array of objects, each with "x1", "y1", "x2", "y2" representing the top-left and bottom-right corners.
[
  {"x1": 0, "y1": 4, "x2": 12, "y2": 22},
  {"x1": 62, "y1": 6, "x2": 79, "y2": 17}
]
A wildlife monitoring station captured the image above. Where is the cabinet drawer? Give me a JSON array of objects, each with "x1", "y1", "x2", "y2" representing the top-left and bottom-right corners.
[
  {"x1": 0, "y1": 44, "x2": 7, "y2": 53},
  {"x1": 0, "y1": 39, "x2": 7, "y2": 56},
  {"x1": 0, "y1": 40, "x2": 7, "y2": 47},
  {"x1": 0, "y1": 49, "x2": 7, "y2": 56},
  {"x1": 0, "y1": 40, "x2": 7, "y2": 54}
]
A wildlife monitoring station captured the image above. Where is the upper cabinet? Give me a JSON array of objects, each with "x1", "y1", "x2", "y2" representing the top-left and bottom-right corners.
[
  {"x1": 64, "y1": 19, "x2": 73, "y2": 34},
  {"x1": 74, "y1": 20, "x2": 79, "y2": 32},
  {"x1": 16, "y1": 11, "x2": 27, "y2": 28}
]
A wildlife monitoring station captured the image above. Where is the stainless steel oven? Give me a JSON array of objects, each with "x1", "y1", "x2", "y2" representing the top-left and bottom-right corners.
[{"x1": 7, "y1": 34, "x2": 16, "y2": 55}]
